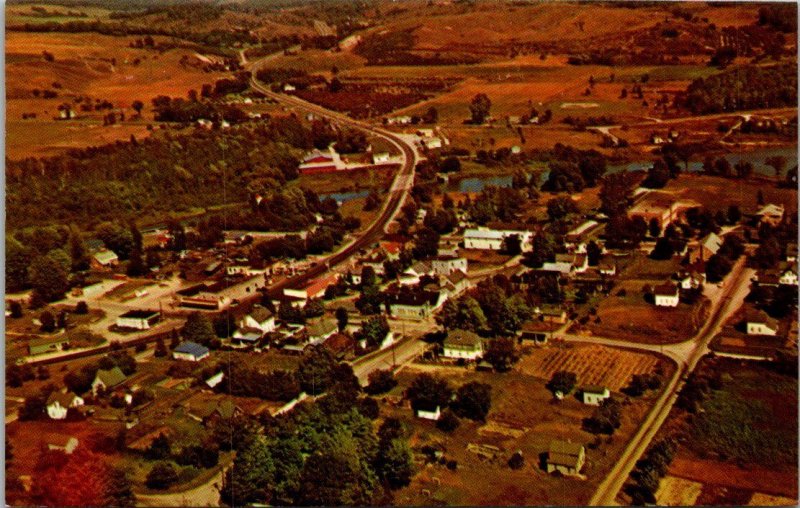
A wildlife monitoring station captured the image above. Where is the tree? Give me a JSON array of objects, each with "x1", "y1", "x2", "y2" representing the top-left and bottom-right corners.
[
  {"x1": 422, "y1": 106, "x2": 438, "y2": 124},
  {"x1": 39, "y1": 311, "x2": 56, "y2": 332},
  {"x1": 365, "y1": 369, "x2": 397, "y2": 395},
  {"x1": 6, "y1": 237, "x2": 31, "y2": 292},
  {"x1": 181, "y1": 312, "x2": 218, "y2": 348},
  {"x1": 765, "y1": 155, "x2": 787, "y2": 178},
  {"x1": 144, "y1": 433, "x2": 171, "y2": 460},
  {"x1": 546, "y1": 371, "x2": 577, "y2": 396},
  {"x1": 68, "y1": 225, "x2": 89, "y2": 271},
  {"x1": 29, "y1": 255, "x2": 69, "y2": 304},
  {"x1": 583, "y1": 398, "x2": 622, "y2": 435},
  {"x1": 154, "y1": 338, "x2": 167, "y2": 357},
  {"x1": 9, "y1": 300, "x2": 23, "y2": 318},
  {"x1": 376, "y1": 438, "x2": 414, "y2": 489},
  {"x1": 297, "y1": 436, "x2": 378, "y2": 506},
  {"x1": 483, "y1": 338, "x2": 520, "y2": 372},
  {"x1": 586, "y1": 241, "x2": 602, "y2": 266},
  {"x1": 220, "y1": 437, "x2": 274, "y2": 506},
  {"x1": 547, "y1": 196, "x2": 579, "y2": 221},
  {"x1": 469, "y1": 93, "x2": 492, "y2": 124},
  {"x1": 20, "y1": 393, "x2": 47, "y2": 420},
  {"x1": 297, "y1": 345, "x2": 340, "y2": 395},
  {"x1": 436, "y1": 297, "x2": 487, "y2": 332},
  {"x1": 131, "y1": 100, "x2": 144, "y2": 116},
  {"x1": 650, "y1": 237, "x2": 675, "y2": 260},
  {"x1": 360, "y1": 266, "x2": 377, "y2": 288},
  {"x1": 34, "y1": 450, "x2": 136, "y2": 507},
  {"x1": 441, "y1": 157, "x2": 461, "y2": 173},
  {"x1": 436, "y1": 409, "x2": 460, "y2": 433},
  {"x1": 502, "y1": 234, "x2": 522, "y2": 256},
  {"x1": 74, "y1": 301, "x2": 89, "y2": 314},
  {"x1": 145, "y1": 462, "x2": 178, "y2": 490},
  {"x1": 412, "y1": 226, "x2": 440, "y2": 259},
  {"x1": 452, "y1": 382, "x2": 492, "y2": 421},
  {"x1": 356, "y1": 315, "x2": 390, "y2": 348},
  {"x1": 126, "y1": 248, "x2": 146, "y2": 276},
  {"x1": 335, "y1": 307, "x2": 349, "y2": 332},
  {"x1": 406, "y1": 373, "x2": 452, "y2": 413},
  {"x1": 705, "y1": 253, "x2": 733, "y2": 283}
]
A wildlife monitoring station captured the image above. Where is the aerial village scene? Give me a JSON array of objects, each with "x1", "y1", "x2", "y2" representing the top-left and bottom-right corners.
[{"x1": 3, "y1": 0, "x2": 798, "y2": 506}]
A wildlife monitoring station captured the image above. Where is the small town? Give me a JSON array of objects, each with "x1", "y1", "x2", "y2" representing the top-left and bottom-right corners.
[{"x1": 4, "y1": 0, "x2": 798, "y2": 506}]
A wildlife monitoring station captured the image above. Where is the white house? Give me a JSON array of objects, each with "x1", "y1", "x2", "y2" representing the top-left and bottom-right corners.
[
  {"x1": 236, "y1": 305, "x2": 275, "y2": 335},
  {"x1": 463, "y1": 227, "x2": 533, "y2": 252},
  {"x1": 372, "y1": 152, "x2": 391, "y2": 164},
  {"x1": 745, "y1": 310, "x2": 779, "y2": 336},
  {"x1": 546, "y1": 441, "x2": 585, "y2": 476},
  {"x1": 173, "y1": 341, "x2": 210, "y2": 362},
  {"x1": 46, "y1": 391, "x2": 84, "y2": 420},
  {"x1": 116, "y1": 310, "x2": 161, "y2": 330},
  {"x1": 415, "y1": 405, "x2": 441, "y2": 421},
  {"x1": 442, "y1": 329, "x2": 483, "y2": 360},
  {"x1": 581, "y1": 386, "x2": 611, "y2": 406},
  {"x1": 205, "y1": 371, "x2": 225, "y2": 388},
  {"x1": 91, "y1": 249, "x2": 119, "y2": 270},
  {"x1": 779, "y1": 265, "x2": 798, "y2": 286},
  {"x1": 653, "y1": 282, "x2": 679, "y2": 307},
  {"x1": 226, "y1": 265, "x2": 253, "y2": 277}
]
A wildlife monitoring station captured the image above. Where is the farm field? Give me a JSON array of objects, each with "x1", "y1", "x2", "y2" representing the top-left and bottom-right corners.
[
  {"x1": 647, "y1": 357, "x2": 798, "y2": 505},
  {"x1": 515, "y1": 343, "x2": 664, "y2": 392},
  {"x1": 387, "y1": 347, "x2": 668, "y2": 506},
  {"x1": 6, "y1": 32, "x2": 231, "y2": 159}
]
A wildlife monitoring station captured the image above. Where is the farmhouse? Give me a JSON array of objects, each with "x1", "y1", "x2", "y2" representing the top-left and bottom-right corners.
[
  {"x1": 372, "y1": 151, "x2": 391, "y2": 164},
  {"x1": 674, "y1": 270, "x2": 705, "y2": 290},
  {"x1": 91, "y1": 249, "x2": 119, "y2": 270},
  {"x1": 653, "y1": 282, "x2": 680, "y2": 307},
  {"x1": 28, "y1": 336, "x2": 70, "y2": 356},
  {"x1": 236, "y1": 305, "x2": 275, "y2": 335},
  {"x1": 116, "y1": 310, "x2": 161, "y2": 330},
  {"x1": 284, "y1": 273, "x2": 339, "y2": 301},
  {"x1": 581, "y1": 386, "x2": 611, "y2": 406},
  {"x1": 598, "y1": 257, "x2": 617, "y2": 277},
  {"x1": 745, "y1": 310, "x2": 779, "y2": 336},
  {"x1": 565, "y1": 220, "x2": 599, "y2": 249},
  {"x1": 173, "y1": 341, "x2": 210, "y2": 362},
  {"x1": 443, "y1": 269, "x2": 471, "y2": 297},
  {"x1": 415, "y1": 404, "x2": 441, "y2": 421},
  {"x1": 690, "y1": 232, "x2": 723, "y2": 263},
  {"x1": 442, "y1": 329, "x2": 484, "y2": 360},
  {"x1": 298, "y1": 147, "x2": 345, "y2": 174},
  {"x1": 546, "y1": 440, "x2": 585, "y2": 476},
  {"x1": 46, "y1": 391, "x2": 84, "y2": 420},
  {"x1": 536, "y1": 305, "x2": 567, "y2": 324},
  {"x1": 463, "y1": 227, "x2": 533, "y2": 252},
  {"x1": 92, "y1": 367, "x2": 127, "y2": 396}
]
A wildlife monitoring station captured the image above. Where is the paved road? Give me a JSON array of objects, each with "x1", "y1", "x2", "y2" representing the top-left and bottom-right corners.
[{"x1": 587, "y1": 256, "x2": 752, "y2": 505}]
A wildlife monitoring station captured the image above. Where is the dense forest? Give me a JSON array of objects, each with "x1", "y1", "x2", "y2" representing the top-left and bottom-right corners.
[
  {"x1": 683, "y1": 62, "x2": 797, "y2": 114},
  {"x1": 6, "y1": 115, "x2": 317, "y2": 230}
]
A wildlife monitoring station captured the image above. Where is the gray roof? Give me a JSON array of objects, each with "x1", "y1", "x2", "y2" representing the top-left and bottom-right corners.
[
  {"x1": 93, "y1": 250, "x2": 118, "y2": 264},
  {"x1": 174, "y1": 341, "x2": 210, "y2": 358},
  {"x1": 249, "y1": 305, "x2": 273, "y2": 323},
  {"x1": 307, "y1": 319, "x2": 337, "y2": 338},
  {"x1": 548, "y1": 440, "x2": 584, "y2": 468},
  {"x1": 444, "y1": 329, "x2": 482, "y2": 348},
  {"x1": 95, "y1": 367, "x2": 126, "y2": 388}
]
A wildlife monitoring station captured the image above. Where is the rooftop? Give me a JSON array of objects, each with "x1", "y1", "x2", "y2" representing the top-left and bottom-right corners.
[
  {"x1": 119, "y1": 309, "x2": 160, "y2": 319},
  {"x1": 444, "y1": 329, "x2": 483, "y2": 348},
  {"x1": 174, "y1": 341, "x2": 210, "y2": 357}
]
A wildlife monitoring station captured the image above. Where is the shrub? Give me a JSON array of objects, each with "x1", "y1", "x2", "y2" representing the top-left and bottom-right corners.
[{"x1": 436, "y1": 409, "x2": 460, "y2": 433}]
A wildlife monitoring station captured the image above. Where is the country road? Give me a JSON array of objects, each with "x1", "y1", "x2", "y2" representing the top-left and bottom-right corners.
[{"x1": 587, "y1": 256, "x2": 752, "y2": 505}]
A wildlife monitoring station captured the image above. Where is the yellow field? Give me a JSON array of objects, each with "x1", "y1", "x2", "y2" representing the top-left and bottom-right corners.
[
  {"x1": 656, "y1": 476, "x2": 704, "y2": 506},
  {"x1": 515, "y1": 343, "x2": 661, "y2": 391}
]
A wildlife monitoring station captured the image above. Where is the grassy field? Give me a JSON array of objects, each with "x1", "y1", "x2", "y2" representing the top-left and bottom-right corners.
[
  {"x1": 653, "y1": 357, "x2": 798, "y2": 505},
  {"x1": 6, "y1": 32, "x2": 230, "y2": 159},
  {"x1": 388, "y1": 350, "x2": 666, "y2": 505}
]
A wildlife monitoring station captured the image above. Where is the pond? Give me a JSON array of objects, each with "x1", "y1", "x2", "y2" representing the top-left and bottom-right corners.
[
  {"x1": 447, "y1": 145, "x2": 797, "y2": 192},
  {"x1": 319, "y1": 190, "x2": 370, "y2": 203}
]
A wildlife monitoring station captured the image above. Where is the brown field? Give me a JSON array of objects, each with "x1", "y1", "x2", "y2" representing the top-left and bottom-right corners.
[
  {"x1": 388, "y1": 355, "x2": 665, "y2": 506},
  {"x1": 6, "y1": 32, "x2": 231, "y2": 159},
  {"x1": 580, "y1": 280, "x2": 709, "y2": 344},
  {"x1": 515, "y1": 343, "x2": 662, "y2": 391},
  {"x1": 663, "y1": 174, "x2": 798, "y2": 214},
  {"x1": 655, "y1": 475, "x2": 704, "y2": 506},
  {"x1": 670, "y1": 456, "x2": 798, "y2": 500}
]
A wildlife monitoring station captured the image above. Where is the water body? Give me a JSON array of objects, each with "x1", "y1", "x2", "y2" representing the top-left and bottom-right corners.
[
  {"x1": 449, "y1": 146, "x2": 797, "y2": 192},
  {"x1": 320, "y1": 190, "x2": 370, "y2": 203}
]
